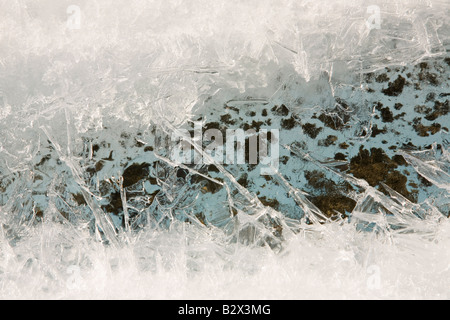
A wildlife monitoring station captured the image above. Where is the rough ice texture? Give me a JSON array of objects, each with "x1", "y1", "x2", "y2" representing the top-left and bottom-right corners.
[{"x1": 0, "y1": 0, "x2": 449, "y2": 299}]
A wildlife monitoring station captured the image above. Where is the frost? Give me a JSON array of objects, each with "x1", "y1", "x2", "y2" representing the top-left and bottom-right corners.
[{"x1": 400, "y1": 145, "x2": 450, "y2": 191}]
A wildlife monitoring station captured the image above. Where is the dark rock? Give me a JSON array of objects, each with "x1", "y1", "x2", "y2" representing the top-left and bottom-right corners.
[
  {"x1": 382, "y1": 75, "x2": 406, "y2": 96},
  {"x1": 271, "y1": 104, "x2": 290, "y2": 116},
  {"x1": 302, "y1": 123, "x2": 322, "y2": 139},
  {"x1": 281, "y1": 116, "x2": 297, "y2": 130},
  {"x1": 123, "y1": 163, "x2": 150, "y2": 188},
  {"x1": 349, "y1": 147, "x2": 416, "y2": 202}
]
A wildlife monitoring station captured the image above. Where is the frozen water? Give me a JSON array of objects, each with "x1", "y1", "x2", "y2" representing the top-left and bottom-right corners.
[{"x1": 0, "y1": 0, "x2": 449, "y2": 299}]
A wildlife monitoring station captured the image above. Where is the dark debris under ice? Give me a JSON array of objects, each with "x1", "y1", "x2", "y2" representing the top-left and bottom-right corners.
[{"x1": 1, "y1": 55, "x2": 448, "y2": 251}]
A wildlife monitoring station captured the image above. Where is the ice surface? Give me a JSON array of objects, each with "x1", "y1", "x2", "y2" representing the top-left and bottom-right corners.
[{"x1": 0, "y1": 0, "x2": 449, "y2": 299}]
